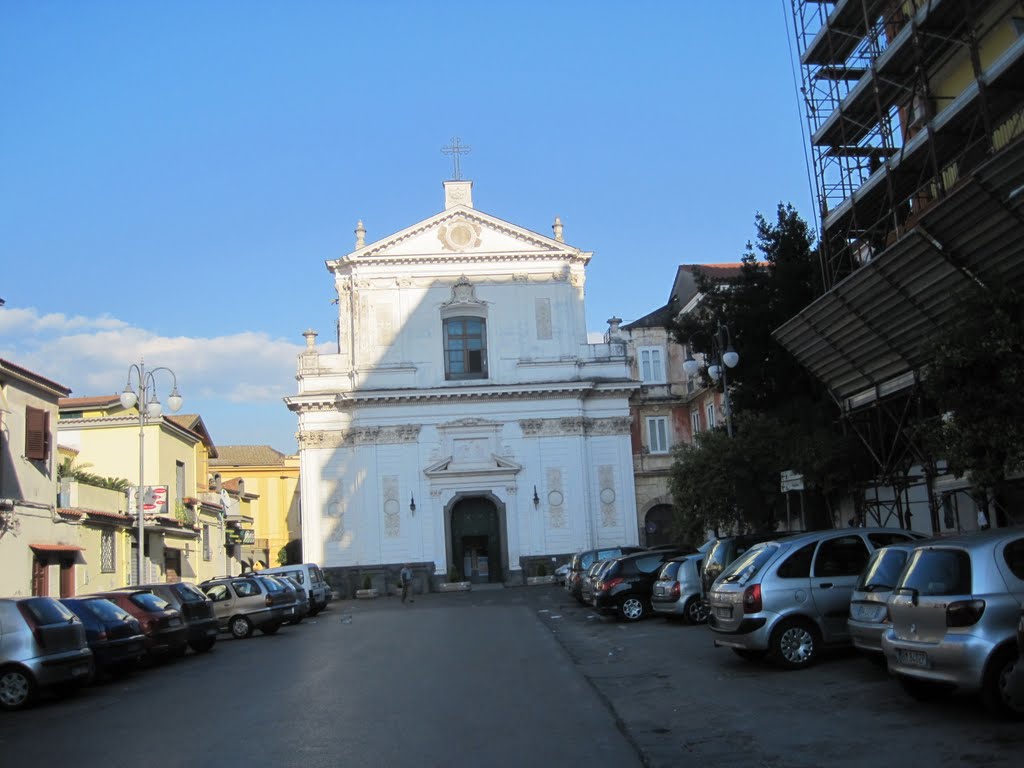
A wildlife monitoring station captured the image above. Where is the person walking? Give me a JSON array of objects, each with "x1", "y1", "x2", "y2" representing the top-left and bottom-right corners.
[{"x1": 400, "y1": 563, "x2": 414, "y2": 604}]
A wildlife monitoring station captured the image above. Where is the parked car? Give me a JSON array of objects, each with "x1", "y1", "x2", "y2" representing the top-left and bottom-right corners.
[
  {"x1": 882, "y1": 528, "x2": 1024, "y2": 718},
  {"x1": 0, "y1": 596, "x2": 94, "y2": 711},
  {"x1": 593, "y1": 548, "x2": 692, "y2": 622},
  {"x1": 580, "y1": 559, "x2": 616, "y2": 607},
  {"x1": 707, "y1": 528, "x2": 923, "y2": 668},
  {"x1": 566, "y1": 546, "x2": 645, "y2": 603},
  {"x1": 846, "y1": 542, "x2": 921, "y2": 663},
  {"x1": 257, "y1": 563, "x2": 331, "y2": 614},
  {"x1": 652, "y1": 554, "x2": 708, "y2": 624},
  {"x1": 258, "y1": 574, "x2": 308, "y2": 625},
  {"x1": 124, "y1": 582, "x2": 218, "y2": 653},
  {"x1": 60, "y1": 597, "x2": 146, "y2": 676},
  {"x1": 199, "y1": 575, "x2": 295, "y2": 638},
  {"x1": 89, "y1": 590, "x2": 189, "y2": 661},
  {"x1": 554, "y1": 563, "x2": 570, "y2": 586},
  {"x1": 1006, "y1": 609, "x2": 1024, "y2": 713},
  {"x1": 701, "y1": 532, "x2": 791, "y2": 599}
]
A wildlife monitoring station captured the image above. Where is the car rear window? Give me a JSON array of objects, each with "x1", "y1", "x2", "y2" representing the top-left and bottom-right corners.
[
  {"x1": 21, "y1": 597, "x2": 76, "y2": 625},
  {"x1": 719, "y1": 544, "x2": 780, "y2": 585},
  {"x1": 898, "y1": 548, "x2": 972, "y2": 596},
  {"x1": 1003, "y1": 538, "x2": 1024, "y2": 580},
  {"x1": 635, "y1": 555, "x2": 666, "y2": 573},
  {"x1": 868, "y1": 531, "x2": 919, "y2": 547},
  {"x1": 777, "y1": 542, "x2": 815, "y2": 579},
  {"x1": 658, "y1": 561, "x2": 682, "y2": 580},
  {"x1": 855, "y1": 547, "x2": 910, "y2": 591},
  {"x1": 232, "y1": 579, "x2": 261, "y2": 597},
  {"x1": 173, "y1": 582, "x2": 209, "y2": 603},
  {"x1": 84, "y1": 598, "x2": 131, "y2": 622},
  {"x1": 261, "y1": 577, "x2": 286, "y2": 593},
  {"x1": 130, "y1": 592, "x2": 171, "y2": 612}
]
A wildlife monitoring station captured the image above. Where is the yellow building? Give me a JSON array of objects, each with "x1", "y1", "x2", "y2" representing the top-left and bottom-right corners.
[
  {"x1": 57, "y1": 398, "x2": 235, "y2": 584},
  {"x1": 209, "y1": 446, "x2": 300, "y2": 566}
]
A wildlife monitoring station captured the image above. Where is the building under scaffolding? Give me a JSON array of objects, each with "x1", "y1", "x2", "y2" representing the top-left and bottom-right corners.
[{"x1": 777, "y1": 0, "x2": 1024, "y2": 533}]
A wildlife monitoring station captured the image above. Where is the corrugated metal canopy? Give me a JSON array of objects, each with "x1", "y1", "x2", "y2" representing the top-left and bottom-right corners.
[{"x1": 774, "y1": 139, "x2": 1024, "y2": 410}]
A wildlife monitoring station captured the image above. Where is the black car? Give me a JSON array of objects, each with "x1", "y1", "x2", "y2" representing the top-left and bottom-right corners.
[
  {"x1": 565, "y1": 546, "x2": 646, "y2": 604},
  {"x1": 60, "y1": 597, "x2": 147, "y2": 676},
  {"x1": 124, "y1": 582, "x2": 219, "y2": 653},
  {"x1": 592, "y1": 548, "x2": 692, "y2": 622}
]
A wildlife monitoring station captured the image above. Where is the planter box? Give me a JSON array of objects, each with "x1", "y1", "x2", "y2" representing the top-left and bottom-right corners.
[
  {"x1": 526, "y1": 575, "x2": 557, "y2": 586},
  {"x1": 355, "y1": 589, "x2": 379, "y2": 599},
  {"x1": 439, "y1": 581, "x2": 471, "y2": 592}
]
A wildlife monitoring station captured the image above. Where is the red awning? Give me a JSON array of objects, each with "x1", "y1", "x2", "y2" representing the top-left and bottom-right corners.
[{"x1": 29, "y1": 543, "x2": 84, "y2": 552}]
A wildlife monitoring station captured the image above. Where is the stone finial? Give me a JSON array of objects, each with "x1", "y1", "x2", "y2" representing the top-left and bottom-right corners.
[
  {"x1": 552, "y1": 216, "x2": 564, "y2": 243},
  {"x1": 355, "y1": 220, "x2": 366, "y2": 249},
  {"x1": 303, "y1": 328, "x2": 319, "y2": 350},
  {"x1": 606, "y1": 316, "x2": 622, "y2": 339}
]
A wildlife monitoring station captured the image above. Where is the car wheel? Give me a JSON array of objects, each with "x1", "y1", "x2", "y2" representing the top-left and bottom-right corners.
[
  {"x1": 618, "y1": 596, "x2": 647, "y2": 622},
  {"x1": 768, "y1": 619, "x2": 819, "y2": 669},
  {"x1": 229, "y1": 615, "x2": 253, "y2": 639},
  {"x1": 732, "y1": 648, "x2": 767, "y2": 661},
  {"x1": 981, "y1": 646, "x2": 1024, "y2": 720},
  {"x1": 683, "y1": 596, "x2": 709, "y2": 625},
  {"x1": 189, "y1": 637, "x2": 216, "y2": 654},
  {"x1": 898, "y1": 674, "x2": 953, "y2": 702},
  {"x1": 260, "y1": 622, "x2": 281, "y2": 635},
  {"x1": 0, "y1": 666, "x2": 36, "y2": 712}
]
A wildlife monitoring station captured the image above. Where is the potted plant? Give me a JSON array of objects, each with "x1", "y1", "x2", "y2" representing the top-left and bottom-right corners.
[
  {"x1": 440, "y1": 565, "x2": 471, "y2": 593},
  {"x1": 355, "y1": 573, "x2": 378, "y2": 599}
]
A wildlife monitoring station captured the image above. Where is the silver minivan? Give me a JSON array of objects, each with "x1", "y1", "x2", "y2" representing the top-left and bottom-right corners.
[
  {"x1": 882, "y1": 528, "x2": 1024, "y2": 718},
  {"x1": 0, "y1": 596, "x2": 94, "y2": 710},
  {"x1": 708, "y1": 528, "x2": 922, "y2": 668},
  {"x1": 258, "y1": 563, "x2": 330, "y2": 614}
]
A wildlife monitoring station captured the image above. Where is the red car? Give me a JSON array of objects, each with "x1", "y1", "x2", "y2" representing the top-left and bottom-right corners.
[{"x1": 87, "y1": 590, "x2": 189, "y2": 661}]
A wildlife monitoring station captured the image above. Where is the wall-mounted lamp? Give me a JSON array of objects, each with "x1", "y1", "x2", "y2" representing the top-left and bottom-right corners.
[
  {"x1": 409, "y1": 494, "x2": 416, "y2": 514},
  {"x1": 533, "y1": 486, "x2": 540, "y2": 508}
]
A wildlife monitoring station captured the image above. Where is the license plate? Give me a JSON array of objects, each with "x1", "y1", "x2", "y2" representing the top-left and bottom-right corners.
[
  {"x1": 715, "y1": 606, "x2": 733, "y2": 619},
  {"x1": 654, "y1": 587, "x2": 665, "y2": 596},
  {"x1": 896, "y1": 649, "x2": 928, "y2": 668},
  {"x1": 71, "y1": 664, "x2": 90, "y2": 677},
  {"x1": 850, "y1": 602, "x2": 886, "y2": 622}
]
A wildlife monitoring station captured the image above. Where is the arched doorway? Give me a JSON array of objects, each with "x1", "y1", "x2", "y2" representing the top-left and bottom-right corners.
[
  {"x1": 644, "y1": 504, "x2": 674, "y2": 547},
  {"x1": 450, "y1": 497, "x2": 502, "y2": 584}
]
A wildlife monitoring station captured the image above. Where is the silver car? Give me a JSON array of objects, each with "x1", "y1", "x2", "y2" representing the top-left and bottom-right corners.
[
  {"x1": 847, "y1": 542, "x2": 922, "y2": 661},
  {"x1": 200, "y1": 575, "x2": 295, "y2": 639},
  {"x1": 882, "y1": 528, "x2": 1024, "y2": 718},
  {"x1": 707, "y1": 528, "x2": 922, "y2": 668},
  {"x1": 652, "y1": 554, "x2": 707, "y2": 624},
  {"x1": 0, "y1": 596, "x2": 94, "y2": 711}
]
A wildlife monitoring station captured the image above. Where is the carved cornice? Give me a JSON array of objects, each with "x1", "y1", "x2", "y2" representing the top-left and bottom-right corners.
[
  {"x1": 360, "y1": 209, "x2": 559, "y2": 257},
  {"x1": 518, "y1": 416, "x2": 632, "y2": 437},
  {"x1": 297, "y1": 424, "x2": 422, "y2": 449}
]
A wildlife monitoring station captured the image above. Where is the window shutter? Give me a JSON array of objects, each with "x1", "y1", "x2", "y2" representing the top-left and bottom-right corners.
[{"x1": 25, "y1": 406, "x2": 49, "y2": 461}]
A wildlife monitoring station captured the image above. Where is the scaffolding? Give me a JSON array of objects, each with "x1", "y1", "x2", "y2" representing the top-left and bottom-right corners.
[
  {"x1": 788, "y1": 0, "x2": 1024, "y2": 289},
  {"x1": 783, "y1": 0, "x2": 1024, "y2": 532}
]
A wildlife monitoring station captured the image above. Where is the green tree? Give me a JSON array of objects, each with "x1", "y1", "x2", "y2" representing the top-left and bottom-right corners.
[
  {"x1": 668, "y1": 205, "x2": 862, "y2": 533},
  {"x1": 922, "y1": 287, "x2": 1024, "y2": 492}
]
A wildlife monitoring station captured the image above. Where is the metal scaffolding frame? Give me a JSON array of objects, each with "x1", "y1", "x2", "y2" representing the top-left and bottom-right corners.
[
  {"x1": 788, "y1": 0, "x2": 1024, "y2": 289},
  {"x1": 784, "y1": 0, "x2": 1024, "y2": 532}
]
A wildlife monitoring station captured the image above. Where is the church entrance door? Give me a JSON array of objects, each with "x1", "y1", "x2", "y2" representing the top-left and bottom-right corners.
[{"x1": 450, "y1": 497, "x2": 501, "y2": 584}]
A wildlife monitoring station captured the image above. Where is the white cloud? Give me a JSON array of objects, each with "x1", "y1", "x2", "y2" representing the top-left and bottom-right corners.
[{"x1": 0, "y1": 306, "x2": 308, "y2": 449}]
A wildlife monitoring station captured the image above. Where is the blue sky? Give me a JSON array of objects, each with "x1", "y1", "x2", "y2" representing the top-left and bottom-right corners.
[{"x1": 0, "y1": 1, "x2": 814, "y2": 454}]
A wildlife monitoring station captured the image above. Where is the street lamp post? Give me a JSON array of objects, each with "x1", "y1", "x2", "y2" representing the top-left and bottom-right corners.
[
  {"x1": 119, "y1": 359, "x2": 182, "y2": 585},
  {"x1": 682, "y1": 323, "x2": 739, "y2": 438}
]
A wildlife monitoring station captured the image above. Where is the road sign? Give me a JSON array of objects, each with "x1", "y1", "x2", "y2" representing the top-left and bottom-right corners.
[{"x1": 780, "y1": 470, "x2": 804, "y2": 492}]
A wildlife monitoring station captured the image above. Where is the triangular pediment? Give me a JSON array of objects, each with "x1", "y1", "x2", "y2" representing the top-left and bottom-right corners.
[
  {"x1": 423, "y1": 453, "x2": 522, "y2": 479},
  {"x1": 338, "y1": 205, "x2": 589, "y2": 263}
]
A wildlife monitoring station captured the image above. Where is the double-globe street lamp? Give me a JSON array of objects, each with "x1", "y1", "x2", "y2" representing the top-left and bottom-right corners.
[
  {"x1": 120, "y1": 360, "x2": 183, "y2": 585},
  {"x1": 682, "y1": 323, "x2": 739, "y2": 438}
]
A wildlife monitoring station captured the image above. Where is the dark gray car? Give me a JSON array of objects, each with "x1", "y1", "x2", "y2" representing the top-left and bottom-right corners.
[{"x1": 0, "y1": 596, "x2": 94, "y2": 710}]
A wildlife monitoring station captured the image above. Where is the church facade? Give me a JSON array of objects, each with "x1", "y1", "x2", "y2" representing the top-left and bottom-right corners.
[{"x1": 286, "y1": 181, "x2": 638, "y2": 586}]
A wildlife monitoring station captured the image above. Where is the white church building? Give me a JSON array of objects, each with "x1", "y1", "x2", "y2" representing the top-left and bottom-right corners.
[{"x1": 286, "y1": 180, "x2": 639, "y2": 588}]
